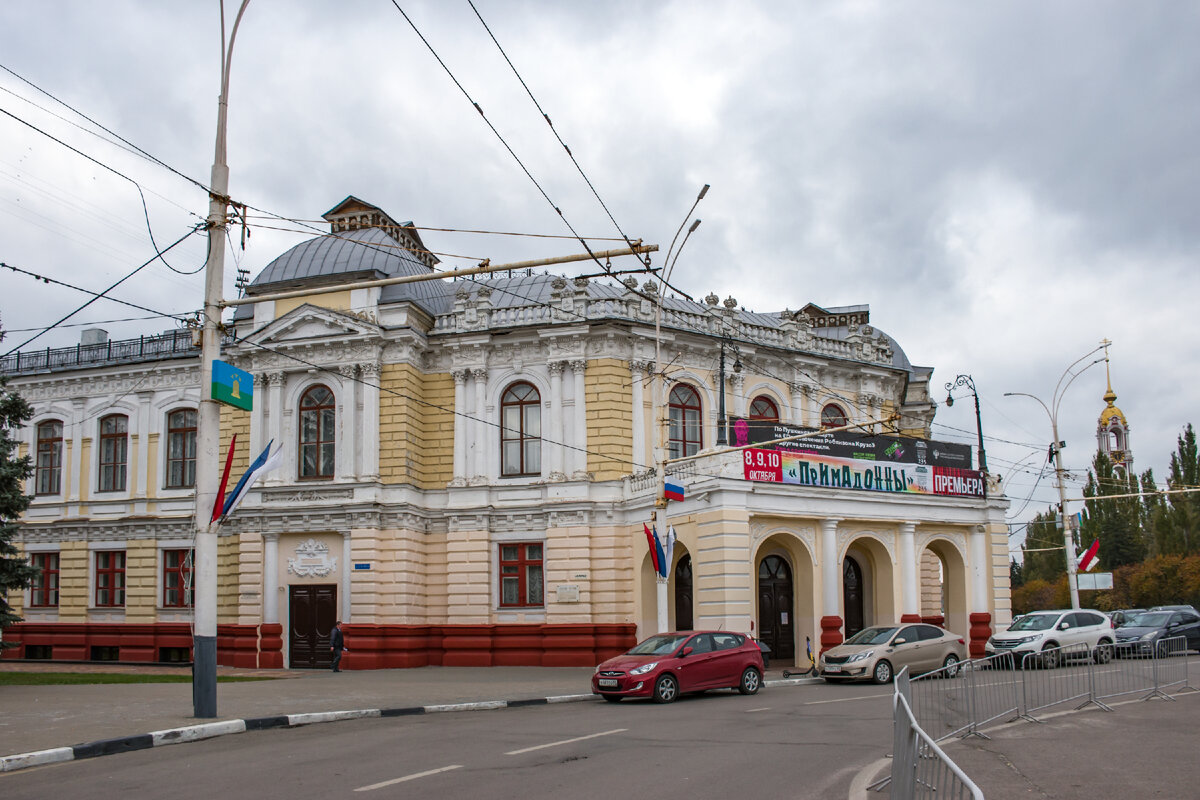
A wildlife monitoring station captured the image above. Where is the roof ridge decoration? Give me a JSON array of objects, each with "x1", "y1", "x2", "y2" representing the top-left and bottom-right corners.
[{"x1": 321, "y1": 195, "x2": 439, "y2": 269}]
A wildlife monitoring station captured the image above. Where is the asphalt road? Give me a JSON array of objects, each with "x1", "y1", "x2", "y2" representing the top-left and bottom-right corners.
[{"x1": 0, "y1": 681, "x2": 896, "y2": 800}]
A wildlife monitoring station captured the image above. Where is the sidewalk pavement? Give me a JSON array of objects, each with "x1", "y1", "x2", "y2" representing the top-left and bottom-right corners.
[{"x1": 3, "y1": 660, "x2": 1197, "y2": 799}]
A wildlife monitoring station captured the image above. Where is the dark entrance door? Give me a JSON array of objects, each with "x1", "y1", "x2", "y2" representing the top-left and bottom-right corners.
[
  {"x1": 843, "y1": 557, "x2": 865, "y2": 638},
  {"x1": 289, "y1": 584, "x2": 337, "y2": 669},
  {"x1": 758, "y1": 555, "x2": 795, "y2": 663},
  {"x1": 674, "y1": 555, "x2": 693, "y2": 631}
]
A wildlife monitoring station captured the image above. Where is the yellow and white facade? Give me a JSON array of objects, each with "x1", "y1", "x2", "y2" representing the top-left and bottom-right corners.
[{"x1": 3, "y1": 197, "x2": 1012, "y2": 669}]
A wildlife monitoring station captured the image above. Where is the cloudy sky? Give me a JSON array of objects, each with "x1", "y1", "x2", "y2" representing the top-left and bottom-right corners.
[{"x1": 2, "y1": 1, "x2": 1197, "y2": 556}]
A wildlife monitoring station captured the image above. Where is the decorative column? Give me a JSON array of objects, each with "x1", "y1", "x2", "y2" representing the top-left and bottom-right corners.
[
  {"x1": 899, "y1": 522, "x2": 920, "y2": 623},
  {"x1": 338, "y1": 364, "x2": 359, "y2": 481},
  {"x1": 805, "y1": 384, "x2": 820, "y2": 426},
  {"x1": 570, "y1": 359, "x2": 587, "y2": 479},
  {"x1": 249, "y1": 374, "x2": 266, "y2": 458},
  {"x1": 819, "y1": 517, "x2": 844, "y2": 653},
  {"x1": 262, "y1": 532, "x2": 280, "y2": 623},
  {"x1": 969, "y1": 524, "x2": 992, "y2": 658},
  {"x1": 68, "y1": 397, "x2": 85, "y2": 503},
  {"x1": 630, "y1": 361, "x2": 647, "y2": 470},
  {"x1": 730, "y1": 373, "x2": 746, "y2": 420},
  {"x1": 471, "y1": 367, "x2": 488, "y2": 484},
  {"x1": 259, "y1": 531, "x2": 283, "y2": 669},
  {"x1": 790, "y1": 383, "x2": 806, "y2": 425},
  {"x1": 341, "y1": 531, "x2": 353, "y2": 622},
  {"x1": 548, "y1": 361, "x2": 566, "y2": 481},
  {"x1": 360, "y1": 362, "x2": 380, "y2": 481},
  {"x1": 267, "y1": 371, "x2": 285, "y2": 485},
  {"x1": 135, "y1": 390, "x2": 154, "y2": 499},
  {"x1": 451, "y1": 369, "x2": 468, "y2": 486}
]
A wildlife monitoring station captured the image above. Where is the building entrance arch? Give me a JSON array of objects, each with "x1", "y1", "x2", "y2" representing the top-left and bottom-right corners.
[
  {"x1": 843, "y1": 557, "x2": 865, "y2": 637},
  {"x1": 674, "y1": 554, "x2": 693, "y2": 631},
  {"x1": 758, "y1": 555, "x2": 795, "y2": 662}
]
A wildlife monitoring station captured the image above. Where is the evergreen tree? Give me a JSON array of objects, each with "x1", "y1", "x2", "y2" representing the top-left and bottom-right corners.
[
  {"x1": 1009, "y1": 558, "x2": 1025, "y2": 588},
  {"x1": 1, "y1": 336, "x2": 37, "y2": 643},
  {"x1": 1080, "y1": 451, "x2": 1146, "y2": 569},
  {"x1": 1152, "y1": 425, "x2": 1200, "y2": 556},
  {"x1": 1021, "y1": 508, "x2": 1066, "y2": 583}
]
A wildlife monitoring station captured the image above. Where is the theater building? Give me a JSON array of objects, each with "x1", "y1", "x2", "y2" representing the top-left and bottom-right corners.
[{"x1": 2, "y1": 197, "x2": 1012, "y2": 669}]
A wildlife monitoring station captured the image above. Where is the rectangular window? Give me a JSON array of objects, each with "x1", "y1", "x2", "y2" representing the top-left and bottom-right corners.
[
  {"x1": 95, "y1": 550, "x2": 126, "y2": 607},
  {"x1": 162, "y1": 549, "x2": 193, "y2": 608},
  {"x1": 36, "y1": 421, "x2": 63, "y2": 495},
  {"x1": 166, "y1": 409, "x2": 197, "y2": 488},
  {"x1": 98, "y1": 414, "x2": 128, "y2": 492},
  {"x1": 499, "y1": 542, "x2": 544, "y2": 608},
  {"x1": 30, "y1": 552, "x2": 59, "y2": 607}
]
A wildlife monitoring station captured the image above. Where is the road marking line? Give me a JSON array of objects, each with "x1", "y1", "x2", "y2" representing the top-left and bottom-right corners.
[
  {"x1": 504, "y1": 728, "x2": 628, "y2": 755},
  {"x1": 804, "y1": 692, "x2": 890, "y2": 705},
  {"x1": 354, "y1": 765, "x2": 463, "y2": 792},
  {"x1": 745, "y1": 707, "x2": 771, "y2": 713}
]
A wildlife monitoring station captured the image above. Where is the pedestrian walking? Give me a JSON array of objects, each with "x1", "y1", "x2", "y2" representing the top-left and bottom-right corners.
[{"x1": 330, "y1": 620, "x2": 347, "y2": 672}]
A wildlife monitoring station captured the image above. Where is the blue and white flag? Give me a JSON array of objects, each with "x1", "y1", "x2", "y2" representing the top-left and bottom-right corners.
[
  {"x1": 220, "y1": 440, "x2": 283, "y2": 520},
  {"x1": 663, "y1": 525, "x2": 677, "y2": 576}
]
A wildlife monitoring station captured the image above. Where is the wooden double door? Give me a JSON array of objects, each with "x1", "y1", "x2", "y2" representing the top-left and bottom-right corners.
[
  {"x1": 289, "y1": 584, "x2": 337, "y2": 669},
  {"x1": 758, "y1": 555, "x2": 795, "y2": 663}
]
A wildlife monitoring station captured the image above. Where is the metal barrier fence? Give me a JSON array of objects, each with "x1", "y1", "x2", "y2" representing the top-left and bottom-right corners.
[
  {"x1": 878, "y1": 638, "x2": 1195, "y2": 795},
  {"x1": 885, "y1": 669, "x2": 984, "y2": 799}
]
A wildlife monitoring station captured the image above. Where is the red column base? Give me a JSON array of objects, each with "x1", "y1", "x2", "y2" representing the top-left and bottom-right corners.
[
  {"x1": 899, "y1": 614, "x2": 922, "y2": 623},
  {"x1": 819, "y1": 616, "x2": 843, "y2": 655},
  {"x1": 969, "y1": 612, "x2": 992, "y2": 659},
  {"x1": 921, "y1": 614, "x2": 946, "y2": 627}
]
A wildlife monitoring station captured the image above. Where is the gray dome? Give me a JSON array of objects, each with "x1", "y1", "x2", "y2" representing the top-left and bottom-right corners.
[{"x1": 250, "y1": 226, "x2": 432, "y2": 288}]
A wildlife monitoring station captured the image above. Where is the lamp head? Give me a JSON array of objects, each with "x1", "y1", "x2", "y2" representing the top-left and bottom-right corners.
[{"x1": 945, "y1": 395, "x2": 954, "y2": 408}]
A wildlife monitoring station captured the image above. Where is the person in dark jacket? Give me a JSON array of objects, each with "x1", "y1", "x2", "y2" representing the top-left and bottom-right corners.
[{"x1": 330, "y1": 620, "x2": 347, "y2": 672}]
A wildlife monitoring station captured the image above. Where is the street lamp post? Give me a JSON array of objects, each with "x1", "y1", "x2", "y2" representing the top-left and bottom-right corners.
[
  {"x1": 193, "y1": 0, "x2": 251, "y2": 718},
  {"x1": 945, "y1": 374, "x2": 988, "y2": 478},
  {"x1": 1005, "y1": 342, "x2": 1109, "y2": 611}
]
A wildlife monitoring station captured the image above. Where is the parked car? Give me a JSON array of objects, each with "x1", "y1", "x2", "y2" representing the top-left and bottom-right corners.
[
  {"x1": 985, "y1": 609, "x2": 1115, "y2": 668},
  {"x1": 1148, "y1": 604, "x2": 1200, "y2": 614},
  {"x1": 819, "y1": 623, "x2": 967, "y2": 684},
  {"x1": 592, "y1": 631, "x2": 764, "y2": 703},
  {"x1": 1108, "y1": 608, "x2": 1146, "y2": 627},
  {"x1": 1114, "y1": 609, "x2": 1200, "y2": 657}
]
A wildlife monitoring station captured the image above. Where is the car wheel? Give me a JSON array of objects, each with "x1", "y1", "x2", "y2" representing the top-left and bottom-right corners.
[
  {"x1": 1041, "y1": 645, "x2": 1060, "y2": 669},
  {"x1": 738, "y1": 667, "x2": 762, "y2": 695},
  {"x1": 601, "y1": 694, "x2": 622, "y2": 703},
  {"x1": 871, "y1": 659, "x2": 893, "y2": 685},
  {"x1": 652, "y1": 673, "x2": 679, "y2": 704},
  {"x1": 941, "y1": 653, "x2": 960, "y2": 678},
  {"x1": 1093, "y1": 641, "x2": 1113, "y2": 664}
]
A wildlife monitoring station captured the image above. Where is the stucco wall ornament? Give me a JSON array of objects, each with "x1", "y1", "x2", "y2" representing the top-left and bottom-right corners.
[{"x1": 287, "y1": 538, "x2": 337, "y2": 577}]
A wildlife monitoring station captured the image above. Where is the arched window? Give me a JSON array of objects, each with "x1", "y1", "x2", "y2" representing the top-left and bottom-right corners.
[
  {"x1": 98, "y1": 414, "x2": 128, "y2": 492},
  {"x1": 35, "y1": 420, "x2": 63, "y2": 495},
  {"x1": 669, "y1": 384, "x2": 703, "y2": 458},
  {"x1": 820, "y1": 403, "x2": 848, "y2": 430},
  {"x1": 166, "y1": 409, "x2": 197, "y2": 488},
  {"x1": 749, "y1": 396, "x2": 779, "y2": 422},
  {"x1": 299, "y1": 385, "x2": 336, "y2": 479},
  {"x1": 501, "y1": 381, "x2": 541, "y2": 477}
]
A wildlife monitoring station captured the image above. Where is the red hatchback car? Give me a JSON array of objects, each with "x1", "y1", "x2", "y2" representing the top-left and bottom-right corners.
[{"x1": 592, "y1": 631, "x2": 765, "y2": 703}]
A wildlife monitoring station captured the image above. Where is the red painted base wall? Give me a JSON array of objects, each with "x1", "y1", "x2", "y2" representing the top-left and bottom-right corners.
[{"x1": 0, "y1": 622, "x2": 637, "y2": 670}]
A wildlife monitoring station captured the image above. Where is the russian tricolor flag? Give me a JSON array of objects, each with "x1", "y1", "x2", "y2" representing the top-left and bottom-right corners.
[{"x1": 664, "y1": 481, "x2": 685, "y2": 502}]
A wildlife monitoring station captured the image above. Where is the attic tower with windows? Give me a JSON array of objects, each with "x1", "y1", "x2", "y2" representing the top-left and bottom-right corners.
[{"x1": 1096, "y1": 357, "x2": 1132, "y2": 474}]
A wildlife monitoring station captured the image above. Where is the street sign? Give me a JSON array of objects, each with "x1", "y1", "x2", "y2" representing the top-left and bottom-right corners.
[
  {"x1": 1077, "y1": 572, "x2": 1114, "y2": 590},
  {"x1": 211, "y1": 359, "x2": 253, "y2": 411}
]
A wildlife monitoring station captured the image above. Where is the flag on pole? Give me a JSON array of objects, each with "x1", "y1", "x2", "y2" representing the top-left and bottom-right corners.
[
  {"x1": 221, "y1": 440, "x2": 283, "y2": 520},
  {"x1": 664, "y1": 525, "x2": 677, "y2": 575},
  {"x1": 211, "y1": 434, "x2": 238, "y2": 523},
  {"x1": 1078, "y1": 539, "x2": 1100, "y2": 572},
  {"x1": 652, "y1": 525, "x2": 668, "y2": 578},
  {"x1": 663, "y1": 481, "x2": 685, "y2": 502},
  {"x1": 643, "y1": 523, "x2": 661, "y2": 575}
]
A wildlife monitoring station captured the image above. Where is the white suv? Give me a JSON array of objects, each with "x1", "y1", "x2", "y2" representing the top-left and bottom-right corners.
[{"x1": 985, "y1": 609, "x2": 1115, "y2": 667}]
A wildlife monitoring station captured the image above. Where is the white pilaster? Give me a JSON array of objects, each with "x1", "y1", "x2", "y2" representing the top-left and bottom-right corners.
[
  {"x1": 360, "y1": 362, "x2": 380, "y2": 481},
  {"x1": 570, "y1": 359, "x2": 587, "y2": 479},
  {"x1": 790, "y1": 384, "x2": 805, "y2": 426},
  {"x1": 899, "y1": 521, "x2": 918, "y2": 619},
  {"x1": 135, "y1": 391, "x2": 153, "y2": 499},
  {"x1": 631, "y1": 361, "x2": 646, "y2": 470},
  {"x1": 471, "y1": 367, "x2": 488, "y2": 483},
  {"x1": 68, "y1": 397, "x2": 85, "y2": 502},
  {"x1": 267, "y1": 371, "x2": 285, "y2": 485},
  {"x1": 548, "y1": 361, "x2": 565, "y2": 481},
  {"x1": 451, "y1": 369, "x2": 468, "y2": 486},
  {"x1": 821, "y1": 518, "x2": 841, "y2": 616},
  {"x1": 338, "y1": 365, "x2": 358, "y2": 481},
  {"x1": 971, "y1": 524, "x2": 989, "y2": 612},
  {"x1": 263, "y1": 532, "x2": 279, "y2": 624},
  {"x1": 341, "y1": 531, "x2": 353, "y2": 621}
]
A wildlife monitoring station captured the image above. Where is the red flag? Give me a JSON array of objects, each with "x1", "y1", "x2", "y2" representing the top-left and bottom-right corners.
[
  {"x1": 212, "y1": 434, "x2": 237, "y2": 523},
  {"x1": 1078, "y1": 538, "x2": 1100, "y2": 572},
  {"x1": 643, "y1": 523, "x2": 661, "y2": 575}
]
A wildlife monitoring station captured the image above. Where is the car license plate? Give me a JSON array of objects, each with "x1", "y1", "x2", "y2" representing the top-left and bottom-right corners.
[
  {"x1": 824, "y1": 665, "x2": 841, "y2": 673},
  {"x1": 598, "y1": 678, "x2": 618, "y2": 688}
]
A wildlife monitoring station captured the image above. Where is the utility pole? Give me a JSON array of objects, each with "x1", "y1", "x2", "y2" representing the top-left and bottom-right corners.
[{"x1": 194, "y1": 0, "x2": 251, "y2": 718}]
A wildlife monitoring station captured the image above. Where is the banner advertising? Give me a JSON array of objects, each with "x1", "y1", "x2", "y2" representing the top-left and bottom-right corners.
[
  {"x1": 740, "y1": 447, "x2": 985, "y2": 498},
  {"x1": 732, "y1": 419, "x2": 973, "y2": 469}
]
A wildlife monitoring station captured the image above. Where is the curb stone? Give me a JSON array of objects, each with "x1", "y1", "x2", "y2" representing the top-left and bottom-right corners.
[{"x1": 0, "y1": 677, "x2": 818, "y2": 774}]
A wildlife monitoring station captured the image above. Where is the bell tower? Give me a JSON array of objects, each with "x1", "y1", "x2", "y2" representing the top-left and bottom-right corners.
[{"x1": 1096, "y1": 342, "x2": 1132, "y2": 473}]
